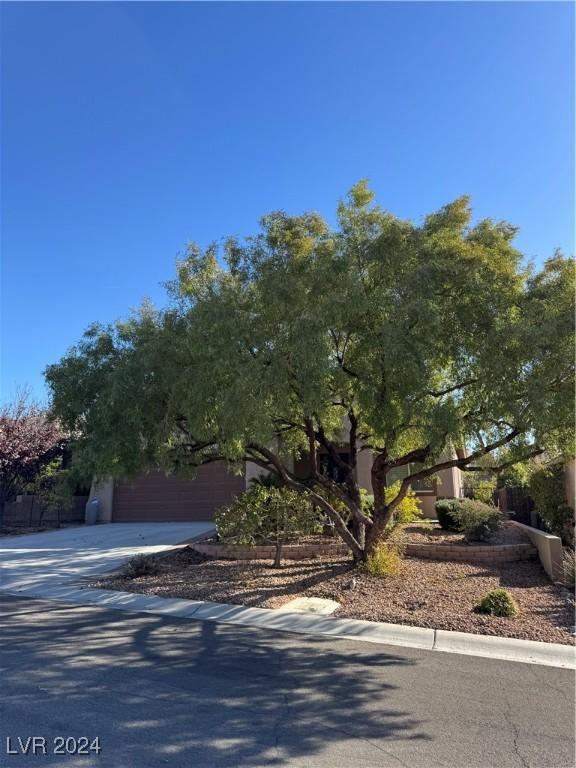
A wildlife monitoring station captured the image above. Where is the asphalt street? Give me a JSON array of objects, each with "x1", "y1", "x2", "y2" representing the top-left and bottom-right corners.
[{"x1": 0, "y1": 595, "x2": 574, "y2": 768}]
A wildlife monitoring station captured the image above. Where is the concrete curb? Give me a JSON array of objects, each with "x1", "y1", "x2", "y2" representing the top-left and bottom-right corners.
[
  {"x1": 5, "y1": 583, "x2": 574, "y2": 669},
  {"x1": 433, "y1": 629, "x2": 576, "y2": 668}
]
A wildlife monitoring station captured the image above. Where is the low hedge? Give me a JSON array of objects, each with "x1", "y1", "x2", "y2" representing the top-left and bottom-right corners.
[
  {"x1": 435, "y1": 499, "x2": 461, "y2": 531},
  {"x1": 435, "y1": 498, "x2": 505, "y2": 542}
]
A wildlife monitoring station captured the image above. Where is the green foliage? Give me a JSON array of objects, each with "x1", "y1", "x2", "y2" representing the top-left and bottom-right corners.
[
  {"x1": 472, "y1": 478, "x2": 497, "y2": 505},
  {"x1": 362, "y1": 541, "x2": 403, "y2": 578},
  {"x1": 215, "y1": 485, "x2": 321, "y2": 565},
  {"x1": 384, "y1": 482, "x2": 422, "y2": 524},
  {"x1": 45, "y1": 182, "x2": 575, "y2": 557},
  {"x1": 435, "y1": 499, "x2": 461, "y2": 531},
  {"x1": 529, "y1": 464, "x2": 573, "y2": 543},
  {"x1": 496, "y1": 461, "x2": 532, "y2": 489},
  {"x1": 452, "y1": 499, "x2": 505, "y2": 542},
  {"x1": 121, "y1": 554, "x2": 162, "y2": 579},
  {"x1": 544, "y1": 503, "x2": 574, "y2": 547},
  {"x1": 26, "y1": 459, "x2": 75, "y2": 522},
  {"x1": 476, "y1": 589, "x2": 519, "y2": 617}
]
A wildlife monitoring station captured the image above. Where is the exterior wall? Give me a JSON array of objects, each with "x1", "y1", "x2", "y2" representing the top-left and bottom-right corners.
[
  {"x1": 245, "y1": 460, "x2": 264, "y2": 489},
  {"x1": 86, "y1": 479, "x2": 114, "y2": 523},
  {"x1": 245, "y1": 455, "x2": 295, "y2": 488},
  {"x1": 356, "y1": 449, "x2": 372, "y2": 492},
  {"x1": 436, "y1": 465, "x2": 464, "y2": 499},
  {"x1": 511, "y1": 521, "x2": 564, "y2": 582},
  {"x1": 417, "y1": 493, "x2": 437, "y2": 519}
]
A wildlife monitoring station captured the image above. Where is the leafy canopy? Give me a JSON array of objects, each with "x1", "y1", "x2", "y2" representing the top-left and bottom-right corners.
[{"x1": 46, "y1": 182, "x2": 575, "y2": 556}]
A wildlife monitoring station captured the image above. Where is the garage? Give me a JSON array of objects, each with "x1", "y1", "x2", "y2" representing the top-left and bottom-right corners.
[{"x1": 112, "y1": 463, "x2": 245, "y2": 522}]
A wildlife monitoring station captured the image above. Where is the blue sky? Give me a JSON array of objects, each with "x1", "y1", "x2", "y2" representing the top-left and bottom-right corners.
[{"x1": 1, "y1": 1, "x2": 574, "y2": 403}]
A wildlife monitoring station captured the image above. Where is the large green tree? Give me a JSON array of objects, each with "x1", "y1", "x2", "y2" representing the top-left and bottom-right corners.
[{"x1": 46, "y1": 183, "x2": 574, "y2": 559}]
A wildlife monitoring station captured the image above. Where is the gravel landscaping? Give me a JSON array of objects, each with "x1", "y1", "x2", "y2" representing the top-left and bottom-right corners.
[
  {"x1": 404, "y1": 520, "x2": 530, "y2": 546},
  {"x1": 94, "y1": 545, "x2": 575, "y2": 645}
]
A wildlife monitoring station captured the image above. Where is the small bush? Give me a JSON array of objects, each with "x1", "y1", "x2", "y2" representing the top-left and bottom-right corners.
[
  {"x1": 435, "y1": 499, "x2": 461, "y2": 531},
  {"x1": 363, "y1": 542, "x2": 402, "y2": 578},
  {"x1": 215, "y1": 485, "x2": 321, "y2": 567},
  {"x1": 476, "y1": 589, "x2": 519, "y2": 617},
  {"x1": 452, "y1": 499, "x2": 505, "y2": 542},
  {"x1": 121, "y1": 554, "x2": 162, "y2": 579}
]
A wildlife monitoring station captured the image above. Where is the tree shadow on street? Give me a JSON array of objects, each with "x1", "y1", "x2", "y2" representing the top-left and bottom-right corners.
[{"x1": 1, "y1": 595, "x2": 432, "y2": 767}]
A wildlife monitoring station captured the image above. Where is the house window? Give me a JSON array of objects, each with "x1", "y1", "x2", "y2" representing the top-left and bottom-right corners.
[{"x1": 386, "y1": 463, "x2": 434, "y2": 492}]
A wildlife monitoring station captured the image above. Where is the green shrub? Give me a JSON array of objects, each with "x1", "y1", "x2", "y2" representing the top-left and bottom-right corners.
[
  {"x1": 451, "y1": 499, "x2": 505, "y2": 542},
  {"x1": 215, "y1": 485, "x2": 321, "y2": 567},
  {"x1": 121, "y1": 554, "x2": 162, "y2": 579},
  {"x1": 473, "y1": 478, "x2": 497, "y2": 505},
  {"x1": 435, "y1": 499, "x2": 461, "y2": 531},
  {"x1": 497, "y1": 462, "x2": 532, "y2": 489},
  {"x1": 476, "y1": 588, "x2": 518, "y2": 617},
  {"x1": 537, "y1": 501, "x2": 574, "y2": 547},
  {"x1": 363, "y1": 542, "x2": 402, "y2": 577},
  {"x1": 361, "y1": 525, "x2": 407, "y2": 577},
  {"x1": 529, "y1": 464, "x2": 573, "y2": 544},
  {"x1": 384, "y1": 482, "x2": 423, "y2": 525}
]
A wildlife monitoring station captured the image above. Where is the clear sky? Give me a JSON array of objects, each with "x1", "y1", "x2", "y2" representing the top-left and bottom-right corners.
[{"x1": 1, "y1": 1, "x2": 574, "y2": 403}]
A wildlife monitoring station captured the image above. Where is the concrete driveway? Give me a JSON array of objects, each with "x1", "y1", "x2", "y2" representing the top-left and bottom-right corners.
[{"x1": 0, "y1": 523, "x2": 214, "y2": 593}]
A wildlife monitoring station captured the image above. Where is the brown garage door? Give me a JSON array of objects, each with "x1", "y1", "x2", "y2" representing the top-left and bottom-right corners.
[{"x1": 113, "y1": 464, "x2": 245, "y2": 522}]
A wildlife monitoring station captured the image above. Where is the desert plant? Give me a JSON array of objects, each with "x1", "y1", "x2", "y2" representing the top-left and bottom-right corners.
[
  {"x1": 215, "y1": 485, "x2": 321, "y2": 567},
  {"x1": 435, "y1": 499, "x2": 462, "y2": 531},
  {"x1": 452, "y1": 499, "x2": 505, "y2": 542},
  {"x1": 121, "y1": 554, "x2": 162, "y2": 579},
  {"x1": 476, "y1": 588, "x2": 518, "y2": 617}
]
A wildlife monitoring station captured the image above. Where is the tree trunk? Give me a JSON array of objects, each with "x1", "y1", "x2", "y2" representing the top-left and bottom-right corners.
[
  {"x1": 273, "y1": 541, "x2": 282, "y2": 568},
  {"x1": 0, "y1": 497, "x2": 4, "y2": 533},
  {"x1": 351, "y1": 521, "x2": 365, "y2": 561},
  {"x1": 364, "y1": 462, "x2": 393, "y2": 558},
  {"x1": 364, "y1": 512, "x2": 389, "y2": 557}
]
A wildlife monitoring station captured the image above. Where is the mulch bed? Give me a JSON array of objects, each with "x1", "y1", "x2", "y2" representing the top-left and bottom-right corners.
[{"x1": 94, "y1": 545, "x2": 575, "y2": 646}]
